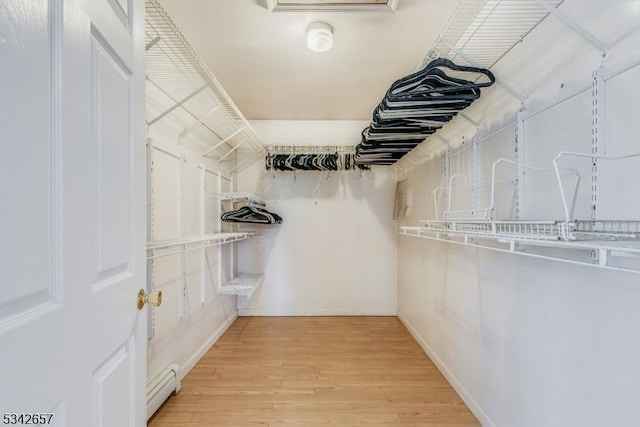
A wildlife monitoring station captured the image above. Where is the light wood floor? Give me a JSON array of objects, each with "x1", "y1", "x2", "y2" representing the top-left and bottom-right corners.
[{"x1": 149, "y1": 316, "x2": 479, "y2": 426}]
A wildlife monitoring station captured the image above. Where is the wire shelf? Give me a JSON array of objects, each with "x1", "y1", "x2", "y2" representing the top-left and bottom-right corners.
[
  {"x1": 419, "y1": 219, "x2": 566, "y2": 240},
  {"x1": 213, "y1": 192, "x2": 266, "y2": 208},
  {"x1": 390, "y1": 0, "x2": 566, "y2": 176},
  {"x1": 418, "y1": 219, "x2": 640, "y2": 242},
  {"x1": 400, "y1": 225, "x2": 640, "y2": 273},
  {"x1": 423, "y1": 153, "x2": 640, "y2": 241},
  {"x1": 146, "y1": 232, "x2": 256, "y2": 259},
  {"x1": 265, "y1": 145, "x2": 357, "y2": 155},
  {"x1": 145, "y1": 0, "x2": 263, "y2": 160},
  {"x1": 219, "y1": 273, "x2": 264, "y2": 299},
  {"x1": 419, "y1": 0, "x2": 564, "y2": 71}
]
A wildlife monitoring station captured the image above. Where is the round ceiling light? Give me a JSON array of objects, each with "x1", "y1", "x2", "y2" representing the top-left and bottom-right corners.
[{"x1": 307, "y1": 22, "x2": 334, "y2": 53}]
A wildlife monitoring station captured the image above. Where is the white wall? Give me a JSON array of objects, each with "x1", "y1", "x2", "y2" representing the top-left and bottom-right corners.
[
  {"x1": 146, "y1": 131, "x2": 238, "y2": 385},
  {"x1": 236, "y1": 120, "x2": 398, "y2": 315},
  {"x1": 398, "y1": 1, "x2": 640, "y2": 426}
]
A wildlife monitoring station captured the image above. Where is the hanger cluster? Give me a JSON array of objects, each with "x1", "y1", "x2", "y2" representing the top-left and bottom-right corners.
[
  {"x1": 266, "y1": 152, "x2": 370, "y2": 171},
  {"x1": 355, "y1": 58, "x2": 495, "y2": 166},
  {"x1": 221, "y1": 201, "x2": 282, "y2": 225}
]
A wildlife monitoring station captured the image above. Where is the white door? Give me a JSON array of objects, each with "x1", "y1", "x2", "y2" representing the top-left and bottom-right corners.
[{"x1": 0, "y1": 0, "x2": 146, "y2": 425}]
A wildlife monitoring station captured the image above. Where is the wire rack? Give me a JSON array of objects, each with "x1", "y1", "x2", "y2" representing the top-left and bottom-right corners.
[
  {"x1": 145, "y1": 0, "x2": 263, "y2": 160},
  {"x1": 146, "y1": 232, "x2": 256, "y2": 259},
  {"x1": 399, "y1": 225, "x2": 640, "y2": 273},
  {"x1": 265, "y1": 145, "x2": 357, "y2": 154},
  {"x1": 417, "y1": 219, "x2": 640, "y2": 242},
  {"x1": 419, "y1": 0, "x2": 564, "y2": 71},
  {"x1": 212, "y1": 192, "x2": 267, "y2": 208},
  {"x1": 402, "y1": 151, "x2": 640, "y2": 271},
  {"x1": 419, "y1": 153, "x2": 640, "y2": 242}
]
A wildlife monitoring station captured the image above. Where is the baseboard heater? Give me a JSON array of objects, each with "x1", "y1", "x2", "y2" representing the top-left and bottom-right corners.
[{"x1": 146, "y1": 363, "x2": 181, "y2": 420}]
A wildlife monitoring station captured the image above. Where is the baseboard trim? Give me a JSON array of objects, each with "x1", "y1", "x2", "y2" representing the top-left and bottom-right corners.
[
  {"x1": 178, "y1": 312, "x2": 238, "y2": 381},
  {"x1": 397, "y1": 313, "x2": 497, "y2": 427},
  {"x1": 238, "y1": 309, "x2": 397, "y2": 316}
]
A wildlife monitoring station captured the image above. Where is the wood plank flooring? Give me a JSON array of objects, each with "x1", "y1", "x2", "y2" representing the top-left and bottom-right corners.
[{"x1": 148, "y1": 316, "x2": 479, "y2": 426}]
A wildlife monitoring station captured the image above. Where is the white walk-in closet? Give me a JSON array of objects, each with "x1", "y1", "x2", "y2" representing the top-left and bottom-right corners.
[{"x1": 3, "y1": 0, "x2": 640, "y2": 426}]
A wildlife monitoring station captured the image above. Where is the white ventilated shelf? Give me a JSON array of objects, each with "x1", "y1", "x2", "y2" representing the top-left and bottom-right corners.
[
  {"x1": 212, "y1": 192, "x2": 266, "y2": 207},
  {"x1": 400, "y1": 224, "x2": 640, "y2": 274},
  {"x1": 400, "y1": 151, "x2": 640, "y2": 273},
  {"x1": 420, "y1": 0, "x2": 565, "y2": 71},
  {"x1": 146, "y1": 232, "x2": 255, "y2": 259},
  {"x1": 145, "y1": 0, "x2": 264, "y2": 165},
  {"x1": 219, "y1": 273, "x2": 264, "y2": 299},
  {"x1": 392, "y1": 0, "x2": 613, "y2": 177}
]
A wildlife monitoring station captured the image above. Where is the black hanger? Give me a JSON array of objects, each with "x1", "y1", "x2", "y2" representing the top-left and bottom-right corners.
[
  {"x1": 355, "y1": 58, "x2": 495, "y2": 166},
  {"x1": 222, "y1": 205, "x2": 277, "y2": 224}
]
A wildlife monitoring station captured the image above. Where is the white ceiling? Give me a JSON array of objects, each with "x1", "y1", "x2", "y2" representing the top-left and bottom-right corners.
[{"x1": 157, "y1": 0, "x2": 457, "y2": 120}]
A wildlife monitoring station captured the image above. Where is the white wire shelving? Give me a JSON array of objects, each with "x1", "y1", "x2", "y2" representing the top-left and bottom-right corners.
[
  {"x1": 219, "y1": 273, "x2": 265, "y2": 299},
  {"x1": 212, "y1": 192, "x2": 266, "y2": 208},
  {"x1": 400, "y1": 225, "x2": 640, "y2": 273},
  {"x1": 266, "y1": 145, "x2": 356, "y2": 154},
  {"x1": 210, "y1": 194, "x2": 268, "y2": 300},
  {"x1": 146, "y1": 232, "x2": 256, "y2": 259},
  {"x1": 145, "y1": 0, "x2": 264, "y2": 165},
  {"x1": 401, "y1": 152, "x2": 640, "y2": 273},
  {"x1": 420, "y1": 0, "x2": 566, "y2": 73},
  {"x1": 391, "y1": 0, "x2": 610, "y2": 177}
]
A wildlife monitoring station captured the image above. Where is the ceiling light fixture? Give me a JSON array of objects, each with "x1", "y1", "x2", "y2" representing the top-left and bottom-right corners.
[{"x1": 306, "y1": 22, "x2": 334, "y2": 53}]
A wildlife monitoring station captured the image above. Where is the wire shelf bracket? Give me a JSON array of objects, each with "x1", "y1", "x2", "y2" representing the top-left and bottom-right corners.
[
  {"x1": 147, "y1": 85, "x2": 208, "y2": 127},
  {"x1": 533, "y1": 0, "x2": 609, "y2": 56},
  {"x1": 440, "y1": 40, "x2": 525, "y2": 102}
]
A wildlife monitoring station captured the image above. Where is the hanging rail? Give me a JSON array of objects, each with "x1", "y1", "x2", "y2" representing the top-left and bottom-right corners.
[
  {"x1": 146, "y1": 232, "x2": 256, "y2": 260},
  {"x1": 265, "y1": 145, "x2": 356, "y2": 154}
]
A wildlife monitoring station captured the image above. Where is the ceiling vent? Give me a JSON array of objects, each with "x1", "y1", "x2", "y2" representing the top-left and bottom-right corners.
[{"x1": 266, "y1": 0, "x2": 398, "y2": 12}]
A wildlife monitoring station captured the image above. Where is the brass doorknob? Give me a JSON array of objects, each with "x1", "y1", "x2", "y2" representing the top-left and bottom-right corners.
[{"x1": 137, "y1": 289, "x2": 163, "y2": 310}]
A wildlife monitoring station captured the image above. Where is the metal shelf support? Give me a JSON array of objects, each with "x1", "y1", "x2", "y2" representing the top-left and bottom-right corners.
[
  {"x1": 533, "y1": 0, "x2": 609, "y2": 56},
  {"x1": 178, "y1": 105, "x2": 221, "y2": 143},
  {"x1": 231, "y1": 149, "x2": 266, "y2": 174},
  {"x1": 147, "y1": 85, "x2": 207, "y2": 126},
  {"x1": 218, "y1": 137, "x2": 250, "y2": 163},
  {"x1": 201, "y1": 126, "x2": 248, "y2": 159},
  {"x1": 441, "y1": 40, "x2": 525, "y2": 102},
  {"x1": 591, "y1": 66, "x2": 606, "y2": 221},
  {"x1": 145, "y1": 36, "x2": 161, "y2": 51}
]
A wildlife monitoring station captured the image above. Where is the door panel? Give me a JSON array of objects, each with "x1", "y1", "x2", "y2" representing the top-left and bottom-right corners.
[
  {"x1": 92, "y1": 31, "x2": 132, "y2": 282},
  {"x1": 92, "y1": 341, "x2": 134, "y2": 427},
  {"x1": 0, "y1": 0, "x2": 59, "y2": 323},
  {"x1": 0, "y1": 0, "x2": 146, "y2": 424}
]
